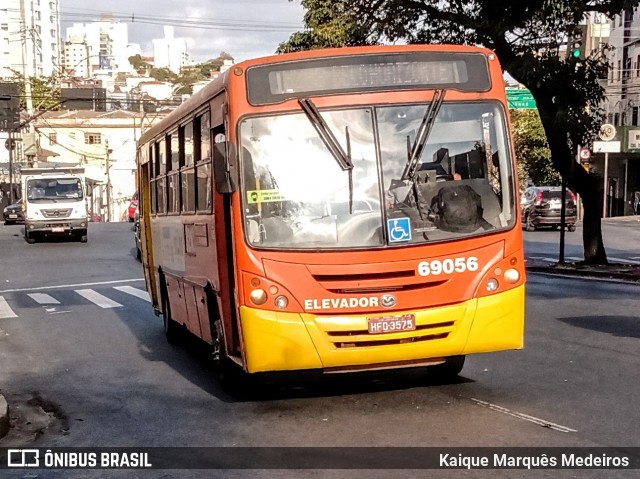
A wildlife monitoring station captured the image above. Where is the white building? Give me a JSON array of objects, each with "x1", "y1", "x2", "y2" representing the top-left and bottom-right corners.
[
  {"x1": 64, "y1": 20, "x2": 140, "y2": 78},
  {"x1": 152, "y1": 26, "x2": 189, "y2": 74},
  {"x1": 0, "y1": 0, "x2": 61, "y2": 78}
]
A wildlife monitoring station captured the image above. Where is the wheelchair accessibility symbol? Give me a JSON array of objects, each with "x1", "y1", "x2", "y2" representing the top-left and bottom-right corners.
[{"x1": 387, "y1": 217, "x2": 412, "y2": 242}]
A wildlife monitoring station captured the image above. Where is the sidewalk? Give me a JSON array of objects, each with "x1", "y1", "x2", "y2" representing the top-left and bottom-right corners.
[{"x1": 526, "y1": 258, "x2": 640, "y2": 283}]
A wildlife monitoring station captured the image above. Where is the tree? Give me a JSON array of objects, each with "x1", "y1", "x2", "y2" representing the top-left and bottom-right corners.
[
  {"x1": 128, "y1": 54, "x2": 152, "y2": 75},
  {"x1": 9, "y1": 72, "x2": 61, "y2": 113},
  {"x1": 277, "y1": 0, "x2": 370, "y2": 53},
  {"x1": 280, "y1": 0, "x2": 639, "y2": 264},
  {"x1": 511, "y1": 110, "x2": 560, "y2": 188}
]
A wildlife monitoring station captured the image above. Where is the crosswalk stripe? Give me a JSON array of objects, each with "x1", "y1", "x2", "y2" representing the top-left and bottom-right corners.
[
  {"x1": 75, "y1": 289, "x2": 123, "y2": 309},
  {"x1": 0, "y1": 296, "x2": 18, "y2": 318},
  {"x1": 27, "y1": 293, "x2": 60, "y2": 305},
  {"x1": 113, "y1": 286, "x2": 150, "y2": 302}
]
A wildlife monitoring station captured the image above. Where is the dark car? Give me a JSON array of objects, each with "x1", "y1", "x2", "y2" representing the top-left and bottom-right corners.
[
  {"x1": 3, "y1": 199, "x2": 25, "y2": 225},
  {"x1": 521, "y1": 186, "x2": 577, "y2": 231}
]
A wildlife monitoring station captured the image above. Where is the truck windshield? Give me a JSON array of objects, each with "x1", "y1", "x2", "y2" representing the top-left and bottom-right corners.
[
  {"x1": 240, "y1": 101, "x2": 515, "y2": 250},
  {"x1": 27, "y1": 178, "x2": 84, "y2": 201}
]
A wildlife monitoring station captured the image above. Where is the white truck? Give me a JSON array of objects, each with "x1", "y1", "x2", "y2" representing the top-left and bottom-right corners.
[{"x1": 21, "y1": 167, "x2": 89, "y2": 243}]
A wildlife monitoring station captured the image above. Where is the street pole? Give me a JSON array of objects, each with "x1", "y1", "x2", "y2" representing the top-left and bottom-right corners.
[
  {"x1": 602, "y1": 151, "x2": 609, "y2": 218},
  {"x1": 8, "y1": 130, "x2": 14, "y2": 204},
  {"x1": 105, "y1": 140, "x2": 111, "y2": 222}
]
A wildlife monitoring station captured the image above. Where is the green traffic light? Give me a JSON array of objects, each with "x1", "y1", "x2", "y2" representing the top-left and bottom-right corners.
[{"x1": 572, "y1": 50, "x2": 581, "y2": 58}]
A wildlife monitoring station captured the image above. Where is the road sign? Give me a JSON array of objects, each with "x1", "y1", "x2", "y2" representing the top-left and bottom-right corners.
[
  {"x1": 593, "y1": 140, "x2": 621, "y2": 153},
  {"x1": 599, "y1": 123, "x2": 616, "y2": 141},
  {"x1": 506, "y1": 89, "x2": 537, "y2": 110},
  {"x1": 579, "y1": 147, "x2": 591, "y2": 161}
]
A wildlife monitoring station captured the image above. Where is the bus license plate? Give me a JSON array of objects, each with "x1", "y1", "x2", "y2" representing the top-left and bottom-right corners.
[
  {"x1": 368, "y1": 314, "x2": 416, "y2": 334},
  {"x1": 52, "y1": 227, "x2": 64, "y2": 232}
]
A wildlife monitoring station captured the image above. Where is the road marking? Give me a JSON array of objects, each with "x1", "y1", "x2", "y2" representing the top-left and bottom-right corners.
[
  {"x1": 27, "y1": 293, "x2": 60, "y2": 305},
  {"x1": 113, "y1": 286, "x2": 150, "y2": 302},
  {"x1": 75, "y1": 289, "x2": 123, "y2": 309},
  {"x1": 0, "y1": 278, "x2": 144, "y2": 294},
  {"x1": 471, "y1": 398, "x2": 576, "y2": 433},
  {"x1": 0, "y1": 296, "x2": 18, "y2": 319}
]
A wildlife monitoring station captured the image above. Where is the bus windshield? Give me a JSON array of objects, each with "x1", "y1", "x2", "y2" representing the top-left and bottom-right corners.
[{"x1": 240, "y1": 101, "x2": 515, "y2": 249}]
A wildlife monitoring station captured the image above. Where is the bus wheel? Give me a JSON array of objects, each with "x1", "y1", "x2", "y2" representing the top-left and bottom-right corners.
[
  {"x1": 212, "y1": 320, "x2": 247, "y2": 395},
  {"x1": 568, "y1": 225, "x2": 576, "y2": 232},
  {"x1": 162, "y1": 292, "x2": 181, "y2": 344},
  {"x1": 427, "y1": 355, "x2": 465, "y2": 381}
]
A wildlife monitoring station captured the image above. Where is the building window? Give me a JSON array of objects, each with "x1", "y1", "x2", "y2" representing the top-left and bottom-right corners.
[
  {"x1": 49, "y1": 133, "x2": 57, "y2": 145},
  {"x1": 84, "y1": 133, "x2": 101, "y2": 145},
  {"x1": 617, "y1": 60, "x2": 622, "y2": 81}
]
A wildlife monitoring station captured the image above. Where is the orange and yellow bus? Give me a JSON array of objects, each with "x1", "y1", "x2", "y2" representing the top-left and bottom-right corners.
[{"x1": 137, "y1": 44, "x2": 525, "y2": 384}]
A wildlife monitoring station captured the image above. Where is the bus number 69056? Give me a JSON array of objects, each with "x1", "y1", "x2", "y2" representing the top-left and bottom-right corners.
[{"x1": 417, "y1": 257, "x2": 479, "y2": 276}]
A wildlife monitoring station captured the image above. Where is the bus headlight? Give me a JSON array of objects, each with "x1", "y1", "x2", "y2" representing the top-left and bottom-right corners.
[
  {"x1": 250, "y1": 289, "x2": 267, "y2": 305},
  {"x1": 486, "y1": 279, "x2": 499, "y2": 291},
  {"x1": 503, "y1": 268, "x2": 520, "y2": 284},
  {"x1": 274, "y1": 296, "x2": 289, "y2": 309}
]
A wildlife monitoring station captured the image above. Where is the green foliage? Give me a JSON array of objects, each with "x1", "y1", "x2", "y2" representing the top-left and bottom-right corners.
[
  {"x1": 511, "y1": 109, "x2": 560, "y2": 188},
  {"x1": 10, "y1": 72, "x2": 61, "y2": 112},
  {"x1": 278, "y1": 0, "x2": 370, "y2": 52},
  {"x1": 128, "y1": 54, "x2": 151, "y2": 74}
]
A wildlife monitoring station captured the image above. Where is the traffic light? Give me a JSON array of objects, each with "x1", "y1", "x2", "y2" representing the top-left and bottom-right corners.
[
  {"x1": 568, "y1": 25, "x2": 588, "y2": 60},
  {"x1": 0, "y1": 82, "x2": 20, "y2": 131}
]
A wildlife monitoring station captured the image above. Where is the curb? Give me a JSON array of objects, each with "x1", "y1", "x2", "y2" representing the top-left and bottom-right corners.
[{"x1": 0, "y1": 394, "x2": 9, "y2": 439}]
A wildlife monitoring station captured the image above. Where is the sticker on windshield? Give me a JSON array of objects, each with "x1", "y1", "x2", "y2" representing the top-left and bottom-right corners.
[
  {"x1": 387, "y1": 217, "x2": 412, "y2": 242},
  {"x1": 246, "y1": 189, "x2": 286, "y2": 204}
]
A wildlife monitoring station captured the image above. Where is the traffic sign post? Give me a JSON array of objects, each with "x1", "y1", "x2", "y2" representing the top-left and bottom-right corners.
[
  {"x1": 596, "y1": 124, "x2": 618, "y2": 219},
  {"x1": 506, "y1": 89, "x2": 537, "y2": 110}
]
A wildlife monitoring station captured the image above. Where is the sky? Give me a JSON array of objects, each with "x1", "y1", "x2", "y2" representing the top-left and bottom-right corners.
[{"x1": 58, "y1": 0, "x2": 306, "y2": 63}]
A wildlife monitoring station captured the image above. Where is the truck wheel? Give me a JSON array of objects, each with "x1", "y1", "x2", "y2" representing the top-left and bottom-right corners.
[
  {"x1": 25, "y1": 230, "x2": 36, "y2": 244},
  {"x1": 80, "y1": 234, "x2": 88, "y2": 243}
]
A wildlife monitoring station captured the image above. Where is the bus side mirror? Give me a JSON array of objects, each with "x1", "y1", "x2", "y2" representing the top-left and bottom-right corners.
[{"x1": 213, "y1": 141, "x2": 238, "y2": 194}]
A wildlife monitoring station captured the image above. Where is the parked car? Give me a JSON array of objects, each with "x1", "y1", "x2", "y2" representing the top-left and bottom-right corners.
[
  {"x1": 127, "y1": 192, "x2": 139, "y2": 222},
  {"x1": 3, "y1": 199, "x2": 25, "y2": 225},
  {"x1": 521, "y1": 186, "x2": 577, "y2": 231}
]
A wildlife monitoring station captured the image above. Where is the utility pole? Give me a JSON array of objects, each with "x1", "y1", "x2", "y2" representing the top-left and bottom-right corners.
[{"x1": 105, "y1": 139, "x2": 112, "y2": 222}]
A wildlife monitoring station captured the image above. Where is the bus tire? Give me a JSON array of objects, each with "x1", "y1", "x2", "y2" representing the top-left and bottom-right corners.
[
  {"x1": 212, "y1": 320, "x2": 248, "y2": 395},
  {"x1": 162, "y1": 290, "x2": 181, "y2": 345},
  {"x1": 428, "y1": 355, "x2": 465, "y2": 381},
  {"x1": 568, "y1": 224, "x2": 576, "y2": 232}
]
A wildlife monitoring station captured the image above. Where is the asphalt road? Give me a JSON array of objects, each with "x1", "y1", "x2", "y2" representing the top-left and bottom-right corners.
[{"x1": 0, "y1": 222, "x2": 639, "y2": 479}]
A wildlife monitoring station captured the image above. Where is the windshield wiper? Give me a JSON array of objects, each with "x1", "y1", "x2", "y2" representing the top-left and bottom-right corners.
[
  {"x1": 399, "y1": 90, "x2": 446, "y2": 223},
  {"x1": 401, "y1": 89, "x2": 446, "y2": 181},
  {"x1": 299, "y1": 98, "x2": 354, "y2": 213}
]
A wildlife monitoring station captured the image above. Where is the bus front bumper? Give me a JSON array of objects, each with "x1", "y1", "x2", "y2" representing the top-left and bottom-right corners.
[{"x1": 239, "y1": 285, "x2": 525, "y2": 374}]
